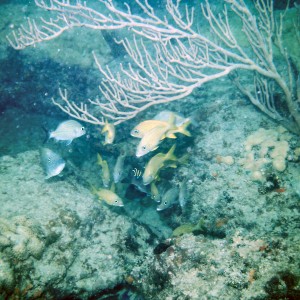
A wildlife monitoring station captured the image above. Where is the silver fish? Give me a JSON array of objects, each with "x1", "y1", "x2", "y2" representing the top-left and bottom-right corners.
[
  {"x1": 49, "y1": 120, "x2": 86, "y2": 145},
  {"x1": 179, "y1": 180, "x2": 188, "y2": 208},
  {"x1": 154, "y1": 110, "x2": 190, "y2": 127},
  {"x1": 113, "y1": 151, "x2": 127, "y2": 183},
  {"x1": 157, "y1": 187, "x2": 179, "y2": 211},
  {"x1": 40, "y1": 148, "x2": 65, "y2": 179}
]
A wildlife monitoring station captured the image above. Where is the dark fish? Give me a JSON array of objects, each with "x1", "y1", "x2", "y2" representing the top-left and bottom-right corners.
[{"x1": 153, "y1": 240, "x2": 172, "y2": 255}]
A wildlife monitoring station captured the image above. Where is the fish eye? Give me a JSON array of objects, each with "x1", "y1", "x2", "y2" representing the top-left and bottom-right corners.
[
  {"x1": 134, "y1": 129, "x2": 139, "y2": 134},
  {"x1": 115, "y1": 200, "x2": 119, "y2": 203},
  {"x1": 142, "y1": 146, "x2": 146, "y2": 151},
  {"x1": 81, "y1": 127, "x2": 85, "y2": 131},
  {"x1": 164, "y1": 201, "x2": 167, "y2": 206}
]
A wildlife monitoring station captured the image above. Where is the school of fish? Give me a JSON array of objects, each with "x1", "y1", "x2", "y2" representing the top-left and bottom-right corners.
[{"x1": 41, "y1": 110, "x2": 191, "y2": 211}]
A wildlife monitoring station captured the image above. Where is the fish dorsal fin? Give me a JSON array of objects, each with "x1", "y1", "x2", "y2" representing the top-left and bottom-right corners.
[
  {"x1": 110, "y1": 182, "x2": 116, "y2": 192},
  {"x1": 167, "y1": 112, "x2": 176, "y2": 127},
  {"x1": 165, "y1": 144, "x2": 177, "y2": 161}
]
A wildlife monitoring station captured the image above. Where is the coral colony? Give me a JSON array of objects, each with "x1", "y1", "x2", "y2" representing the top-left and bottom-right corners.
[{"x1": 1, "y1": 0, "x2": 299, "y2": 298}]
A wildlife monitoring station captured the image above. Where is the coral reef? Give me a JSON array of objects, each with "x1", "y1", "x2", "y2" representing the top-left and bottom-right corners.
[
  {"x1": 0, "y1": 151, "x2": 152, "y2": 299},
  {"x1": 0, "y1": 2, "x2": 299, "y2": 298},
  {"x1": 0, "y1": 216, "x2": 45, "y2": 261},
  {"x1": 131, "y1": 233, "x2": 300, "y2": 299},
  {"x1": 239, "y1": 126, "x2": 291, "y2": 181}
]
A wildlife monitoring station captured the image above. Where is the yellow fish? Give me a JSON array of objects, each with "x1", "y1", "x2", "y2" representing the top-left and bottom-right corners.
[
  {"x1": 101, "y1": 120, "x2": 115, "y2": 145},
  {"x1": 143, "y1": 145, "x2": 177, "y2": 185},
  {"x1": 154, "y1": 111, "x2": 192, "y2": 138},
  {"x1": 136, "y1": 115, "x2": 176, "y2": 157},
  {"x1": 166, "y1": 119, "x2": 191, "y2": 138},
  {"x1": 150, "y1": 182, "x2": 161, "y2": 202},
  {"x1": 93, "y1": 187, "x2": 124, "y2": 207},
  {"x1": 131, "y1": 120, "x2": 170, "y2": 138},
  {"x1": 97, "y1": 153, "x2": 110, "y2": 187}
]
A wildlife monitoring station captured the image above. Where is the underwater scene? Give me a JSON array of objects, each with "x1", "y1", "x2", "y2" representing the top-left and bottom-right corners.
[{"x1": 0, "y1": 0, "x2": 300, "y2": 299}]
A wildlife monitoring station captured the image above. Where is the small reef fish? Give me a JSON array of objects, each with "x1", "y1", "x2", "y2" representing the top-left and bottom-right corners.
[
  {"x1": 178, "y1": 180, "x2": 188, "y2": 208},
  {"x1": 150, "y1": 182, "x2": 161, "y2": 202},
  {"x1": 93, "y1": 187, "x2": 124, "y2": 207},
  {"x1": 113, "y1": 151, "x2": 127, "y2": 183},
  {"x1": 154, "y1": 110, "x2": 192, "y2": 137},
  {"x1": 136, "y1": 125, "x2": 169, "y2": 157},
  {"x1": 135, "y1": 114, "x2": 176, "y2": 157},
  {"x1": 154, "y1": 110, "x2": 189, "y2": 126},
  {"x1": 131, "y1": 120, "x2": 171, "y2": 138},
  {"x1": 97, "y1": 153, "x2": 110, "y2": 187},
  {"x1": 101, "y1": 120, "x2": 115, "y2": 145},
  {"x1": 143, "y1": 145, "x2": 177, "y2": 185},
  {"x1": 157, "y1": 187, "x2": 179, "y2": 211},
  {"x1": 48, "y1": 120, "x2": 86, "y2": 145},
  {"x1": 40, "y1": 147, "x2": 65, "y2": 179},
  {"x1": 167, "y1": 120, "x2": 191, "y2": 138}
]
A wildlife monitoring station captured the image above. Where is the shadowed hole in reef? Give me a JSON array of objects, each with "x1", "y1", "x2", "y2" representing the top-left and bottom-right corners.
[{"x1": 264, "y1": 271, "x2": 300, "y2": 300}]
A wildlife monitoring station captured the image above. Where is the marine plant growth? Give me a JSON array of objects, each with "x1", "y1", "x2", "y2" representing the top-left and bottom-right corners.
[{"x1": 6, "y1": 0, "x2": 300, "y2": 134}]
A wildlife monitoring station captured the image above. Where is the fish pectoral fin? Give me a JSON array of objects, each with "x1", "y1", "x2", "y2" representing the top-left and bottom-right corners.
[
  {"x1": 65, "y1": 139, "x2": 73, "y2": 146},
  {"x1": 97, "y1": 153, "x2": 103, "y2": 165},
  {"x1": 168, "y1": 163, "x2": 177, "y2": 168},
  {"x1": 166, "y1": 133, "x2": 177, "y2": 139}
]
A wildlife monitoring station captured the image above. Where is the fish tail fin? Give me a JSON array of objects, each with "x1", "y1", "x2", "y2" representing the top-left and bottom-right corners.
[
  {"x1": 97, "y1": 153, "x2": 103, "y2": 166},
  {"x1": 90, "y1": 185, "x2": 98, "y2": 195},
  {"x1": 110, "y1": 182, "x2": 116, "y2": 192},
  {"x1": 101, "y1": 119, "x2": 109, "y2": 133},
  {"x1": 41, "y1": 125, "x2": 51, "y2": 144},
  {"x1": 178, "y1": 153, "x2": 190, "y2": 164},
  {"x1": 179, "y1": 120, "x2": 192, "y2": 137},
  {"x1": 166, "y1": 144, "x2": 177, "y2": 161}
]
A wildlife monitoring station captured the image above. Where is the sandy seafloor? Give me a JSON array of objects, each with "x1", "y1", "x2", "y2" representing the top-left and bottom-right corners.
[{"x1": 0, "y1": 0, "x2": 299, "y2": 299}]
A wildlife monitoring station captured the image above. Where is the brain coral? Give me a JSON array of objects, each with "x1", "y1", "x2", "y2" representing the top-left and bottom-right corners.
[{"x1": 0, "y1": 216, "x2": 45, "y2": 261}]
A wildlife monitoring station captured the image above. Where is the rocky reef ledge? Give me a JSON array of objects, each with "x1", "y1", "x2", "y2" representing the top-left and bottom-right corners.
[{"x1": 0, "y1": 150, "x2": 151, "y2": 299}]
